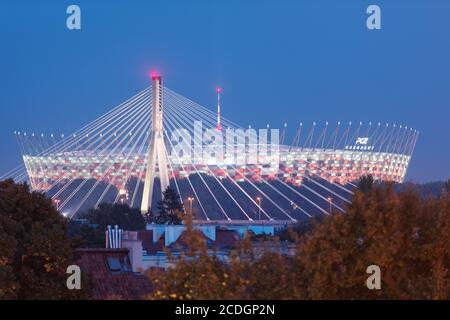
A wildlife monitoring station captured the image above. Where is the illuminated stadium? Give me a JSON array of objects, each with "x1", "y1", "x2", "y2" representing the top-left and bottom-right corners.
[{"x1": 10, "y1": 74, "x2": 418, "y2": 221}]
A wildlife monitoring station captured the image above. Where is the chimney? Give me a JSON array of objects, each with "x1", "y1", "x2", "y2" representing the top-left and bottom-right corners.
[
  {"x1": 121, "y1": 231, "x2": 143, "y2": 273},
  {"x1": 105, "y1": 225, "x2": 123, "y2": 249},
  {"x1": 105, "y1": 227, "x2": 143, "y2": 272}
]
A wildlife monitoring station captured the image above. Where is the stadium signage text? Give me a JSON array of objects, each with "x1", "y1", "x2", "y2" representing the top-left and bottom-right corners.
[
  {"x1": 345, "y1": 137, "x2": 375, "y2": 151},
  {"x1": 356, "y1": 137, "x2": 369, "y2": 145}
]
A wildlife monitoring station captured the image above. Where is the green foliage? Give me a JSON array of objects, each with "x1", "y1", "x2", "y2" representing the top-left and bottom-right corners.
[
  {"x1": 0, "y1": 179, "x2": 89, "y2": 300},
  {"x1": 70, "y1": 203, "x2": 146, "y2": 248},
  {"x1": 67, "y1": 222, "x2": 105, "y2": 248},
  {"x1": 83, "y1": 202, "x2": 146, "y2": 231},
  {"x1": 150, "y1": 187, "x2": 184, "y2": 225}
]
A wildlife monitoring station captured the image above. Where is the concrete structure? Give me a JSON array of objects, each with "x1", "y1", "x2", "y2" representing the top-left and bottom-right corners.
[
  {"x1": 17, "y1": 76, "x2": 419, "y2": 220},
  {"x1": 140, "y1": 72, "x2": 170, "y2": 213},
  {"x1": 122, "y1": 233, "x2": 144, "y2": 273}
]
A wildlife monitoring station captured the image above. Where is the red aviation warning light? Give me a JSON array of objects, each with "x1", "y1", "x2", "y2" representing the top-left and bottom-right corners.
[
  {"x1": 216, "y1": 86, "x2": 222, "y2": 131},
  {"x1": 150, "y1": 71, "x2": 160, "y2": 81}
]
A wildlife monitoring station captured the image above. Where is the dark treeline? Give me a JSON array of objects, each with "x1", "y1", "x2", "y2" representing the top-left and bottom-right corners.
[{"x1": 2, "y1": 177, "x2": 449, "y2": 299}]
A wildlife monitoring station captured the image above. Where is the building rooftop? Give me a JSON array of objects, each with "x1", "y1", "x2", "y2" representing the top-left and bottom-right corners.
[{"x1": 75, "y1": 248, "x2": 153, "y2": 300}]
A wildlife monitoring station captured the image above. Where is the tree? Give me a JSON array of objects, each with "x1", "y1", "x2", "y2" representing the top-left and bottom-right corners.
[
  {"x1": 0, "y1": 179, "x2": 89, "y2": 299},
  {"x1": 358, "y1": 174, "x2": 374, "y2": 195},
  {"x1": 146, "y1": 181, "x2": 450, "y2": 300},
  {"x1": 144, "y1": 210, "x2": 153, "y2": 224},
  {"x1": 146, "y1": 212, "x2": 300, "y2": 300},
  {"x1": 294, "y1": 183, "x2": 450, "y2": 299},
  {"x1": 277, "y1": 216, "x2": 323, "y2": 242},
  {"x1": 146, "y1": 212, "x2": 250, "y2": 299},
  {"x1": 82, "y1": 202, "x2": 146, "y2": 231},
  {"x1": 154, "y1": 187, "x2": 184, "y2": 225},
  {"x1": 67, "y1": 221, "x2": 105, "y2": 248},
  {"x1": 70, "y1": 203, "x2": 146, "y2": 248}
]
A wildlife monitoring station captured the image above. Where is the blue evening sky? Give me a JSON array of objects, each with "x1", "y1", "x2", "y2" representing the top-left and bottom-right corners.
[{"x1": 0, "y1": 0, "x2": 449, "y2": 182}]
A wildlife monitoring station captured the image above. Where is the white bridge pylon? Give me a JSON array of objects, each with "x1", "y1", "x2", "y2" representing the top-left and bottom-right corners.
[
  {"x1": 8, "y1": 72, "x2": 418, "y2": 221},
  {"x1": 140, "y1": 73, "x2": 170, "y2": 213}
]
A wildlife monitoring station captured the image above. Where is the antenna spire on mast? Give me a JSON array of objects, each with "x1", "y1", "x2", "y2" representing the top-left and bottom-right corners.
[{"x1": 216, "y1": 87, "x2": 222, "y2": 131}]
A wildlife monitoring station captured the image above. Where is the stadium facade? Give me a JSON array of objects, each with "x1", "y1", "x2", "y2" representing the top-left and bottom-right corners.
[
  {"x1": 15, "y1": 76, "x2": 418, "y2": 220},
  {"x1": 22, "y1": 142, "x2": 413, "y2": 192}
]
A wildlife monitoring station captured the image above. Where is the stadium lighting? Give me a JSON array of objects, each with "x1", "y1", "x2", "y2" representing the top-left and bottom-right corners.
[
  {"x1": 187, "y1": 197, "x2": 195, "y2": 214},
  {"x1": 256, "y1": 196, "x2": 262, "y2": 221},
  {"x1": 12, "y1": 76, "x2": 418, "y2": 222},
  {"x1": 53, "y1": 199, "x2": 61, "y2": 210}
]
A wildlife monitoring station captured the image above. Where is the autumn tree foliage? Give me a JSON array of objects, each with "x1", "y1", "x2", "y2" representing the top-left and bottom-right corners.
[
  {"x1": 294, "y1": 178, "x2": 450, "y2": 299},
  {"x1": 146, "y1": 212, "x2": 302, "y2": 300},
  {"x1": 0, "y1": 179, "x2": 89, "y2": 299},
  {"x1": 146, "y1": 213, "x2": 249, "y2": 299},
  {"x1": 146, "y1": 177, "x2": 450, "y2": 300}
]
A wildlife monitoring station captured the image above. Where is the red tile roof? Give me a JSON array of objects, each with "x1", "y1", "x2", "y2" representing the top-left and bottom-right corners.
[
  {"x1": 215, "y1": 229, "x2": 240, "y2": 248},
  {"x1": 75, "y1": 248, "x2": 153, "y2": 300},
  {"x1": 138, "y1": 230, "x2": 164, "y2": 254},
  {"x1": 138, "y1": 228, "x2": 240, "y2": 253},
  {"x1": 168, "y1": 229, "x2": 213, "y2": 250}
]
